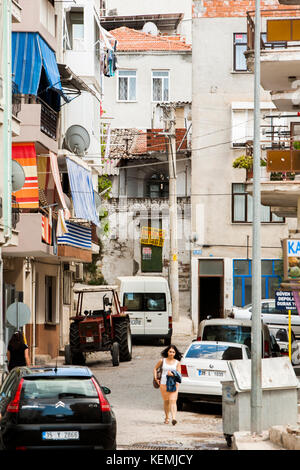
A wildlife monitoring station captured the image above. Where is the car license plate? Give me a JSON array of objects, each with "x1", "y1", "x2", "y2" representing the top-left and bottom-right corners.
[
  {"x1": 42, "y1": 431, "x2": 79, "y2": 440},
  {"x1": 131, "y1": 319, "x2": 142, "y2": 326},
  {"x1": 86, "y1": 337, "x2": 94, "y2": 343},
  {"x1": 198, "y1": 370, "x2": 224, "y2": 377}
]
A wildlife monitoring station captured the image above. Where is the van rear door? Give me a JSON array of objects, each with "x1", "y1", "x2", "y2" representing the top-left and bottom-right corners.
[{"x1": 123, "y1": 291, "x2": 145, "y2": 336}]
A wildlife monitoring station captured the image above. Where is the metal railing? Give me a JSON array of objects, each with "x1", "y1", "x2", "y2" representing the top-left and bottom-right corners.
[
  {"x1": 12, "y1": 81, "x2": 21, "y2": 117},
  {"x1": 247, "y1": 8, "x2": 300, "y2": 51},
  {"x1": 37, "y1": 97, "x2": 58, "y2": 140},
  {"x1": 11, "y1": 195, "x2": 20, "y2": 229}
]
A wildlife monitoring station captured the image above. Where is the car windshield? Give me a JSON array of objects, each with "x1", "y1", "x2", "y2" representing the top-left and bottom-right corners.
[
  {"x1": 202, "y1": 325, "x2": 251, "y2": 347},
  {"x1": 21, "y1": 378, "x2": 98, "y2": 400},
  {"x1": 186, "y1": 343, "x2": 246, "y2": 360}
]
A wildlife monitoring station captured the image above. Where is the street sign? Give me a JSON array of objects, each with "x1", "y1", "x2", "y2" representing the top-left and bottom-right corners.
[
  {"x1": 275, "y1": 291, "x2": 296, "y2": 310},
  {"x1": 6, "y1": 302, "x2": 31, "y2": 328}
]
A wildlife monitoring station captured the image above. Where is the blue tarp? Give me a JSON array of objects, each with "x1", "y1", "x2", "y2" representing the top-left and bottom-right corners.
[
  {"x1": 12, "y1": 32, "x2": 68, "y2": 100},
  {"x1": 66, "y1": 158, "x2": 100, "y2": 227}
]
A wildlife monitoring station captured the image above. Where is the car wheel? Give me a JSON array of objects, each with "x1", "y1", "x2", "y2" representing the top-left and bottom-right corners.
[
  {"x1": 111, "y1": 341, "x2": 120, "y2": 367},
  {"x1": 177, "y1": 397, "x2": 185, "y2": 411},
  {"x1": 225, "y1": 435, "x2": 232, "y2": 448}
]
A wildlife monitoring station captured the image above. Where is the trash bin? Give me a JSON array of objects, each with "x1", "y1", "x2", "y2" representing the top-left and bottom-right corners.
[{"x1": 222, "y1": 356, "x2": 299, "y2": 447}]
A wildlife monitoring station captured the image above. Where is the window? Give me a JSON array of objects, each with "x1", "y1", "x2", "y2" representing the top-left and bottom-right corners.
[
  {"x1": 233, "y1": 259, "x2": 281, "y2": 307},
  {"x1": 233, "y1": 33, "x2": 248, "y2": 72},
  {"x1": 147, "y1": 173, "x2": 169, "y2": 198},
  {"x1": 231, "y1": 104, "x2": 286, "y2": 148},
  {"x1": 118, "y1": 70, "x2": 136, "y2": 101},
  {"x1": 152, "y1": 71, "x2": 169, "y2": 102},
  {"x1": 123, "y1": 293, "x2": 166, "y2": 311},
  {"x1": 186, "y1": 343, "x2": 246, "y2": 360},
  {"x1": 232, "y1": 183, "x2": 284, "y2": 223},
  {"x1": 45, "y1": 276, "x2": 56, "y2": 323},
  {"x1": 66, "y1": 9, "x2": 84, "y2": 51}
]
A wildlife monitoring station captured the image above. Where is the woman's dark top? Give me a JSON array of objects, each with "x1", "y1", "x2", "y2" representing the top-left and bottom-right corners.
[{"x1": 8, "y1": 344, "x2": 28, "y2": 371}]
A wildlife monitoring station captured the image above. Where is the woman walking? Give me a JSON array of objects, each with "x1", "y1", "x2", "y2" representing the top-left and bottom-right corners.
[
  {"x1": 153, "y1": 344, "x2": 182, "y2": 425},
  {"x1": 7, "y1": 331, "x2": 30, "y2": 372}
]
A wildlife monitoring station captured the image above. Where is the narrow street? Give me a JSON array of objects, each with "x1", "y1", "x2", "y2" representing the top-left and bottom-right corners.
[{"x1": 85, "y1": 321, "x2": 229, "y2": 451}]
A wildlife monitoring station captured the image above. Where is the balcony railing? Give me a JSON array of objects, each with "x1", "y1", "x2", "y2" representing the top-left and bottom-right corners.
[
  {"x1": 37, "y1": 97, "x2": 58, "y2": 140},
  {"x1": 247, "y1": 8, "x2": 300, "y2": 51},
  {"x1": 12, "y1": 81, "x2": 21, "y2": 117},
  {"x1": 12, "y1": 195, "x2": 20, "y2": 229}
]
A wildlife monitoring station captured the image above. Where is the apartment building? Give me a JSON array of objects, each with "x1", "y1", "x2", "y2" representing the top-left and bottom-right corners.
[
  {"x1": 191, "y1": 0, "x2": 297, "y2": 332},
  {"x1": 2, "y1": 0, "x2": 101, "y2": 361}
]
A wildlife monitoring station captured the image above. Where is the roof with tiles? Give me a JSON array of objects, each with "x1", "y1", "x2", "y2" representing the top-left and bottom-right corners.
[{"x1": 110, "y1": 26, "x2": 191, "y2": 52}]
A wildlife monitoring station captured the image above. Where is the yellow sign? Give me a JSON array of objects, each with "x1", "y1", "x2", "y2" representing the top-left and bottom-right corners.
[{"x1": 140, "y1": 226, "x2": 165, "y2": 247}]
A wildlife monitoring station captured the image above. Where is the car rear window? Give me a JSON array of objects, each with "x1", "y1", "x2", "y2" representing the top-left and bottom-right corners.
[
  {"x1": 186, "y1": 344, "x2": 244, "y2": 360},
  {"x1": 22, "y1": 378, "x2": 98, "y2": 400},
  {"x1": 202, "y1": 325, "x2": 251, "y2": 347}
]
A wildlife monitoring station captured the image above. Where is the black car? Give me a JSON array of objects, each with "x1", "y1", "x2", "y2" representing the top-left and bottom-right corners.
[{"x1": 0, "y1": 366, "x2": 116, "y2": 450}]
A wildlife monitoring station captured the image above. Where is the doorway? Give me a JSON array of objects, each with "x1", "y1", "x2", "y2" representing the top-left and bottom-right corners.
[{"x1": 199, "y1": 277, "x2": 223, "y2": 322}]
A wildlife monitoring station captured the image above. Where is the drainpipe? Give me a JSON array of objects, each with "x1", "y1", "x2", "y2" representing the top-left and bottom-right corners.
[
  {"x1": 0, "y1": 0, "x2": 12, "y2": 368},
  {"x1": 31, "y1": 259, "x2": 36, "y2": 365},
  {"x1": 3, "y1": 0, "x2": 12, "y2": 243}
]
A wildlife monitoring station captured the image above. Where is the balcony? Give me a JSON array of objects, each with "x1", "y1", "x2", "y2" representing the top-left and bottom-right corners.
[
  {"x1": 246, "y1": 8, "x2": 300, "y2": 110},
  {"x1": 245, "y1": 120, "x2": 300, "y2": 218},
  {"x1": 2, "y1": 212, "x2": 93, "y2": 262},
  {"x1": 13, "y1": 97, "x2": 58, "y2": 154}
]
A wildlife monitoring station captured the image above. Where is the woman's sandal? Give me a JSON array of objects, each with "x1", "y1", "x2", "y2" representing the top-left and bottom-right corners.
[{"x1": 164, "y1": 418, "x2": 169, "y2": 424}]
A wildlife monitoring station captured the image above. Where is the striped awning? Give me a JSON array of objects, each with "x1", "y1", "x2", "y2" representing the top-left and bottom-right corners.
[
  {"x1": 12, "y1": 143, "x2": 39, "y2": 208},
  {"x1": 57, "y1": 221, "x2": 92, "y2": 250},
  {"x1": 12, "y1": 32, "x2": 68, "y2": 101},
  {"x1": 66, "y1": 157, "x2": 99, "y2": 226}
]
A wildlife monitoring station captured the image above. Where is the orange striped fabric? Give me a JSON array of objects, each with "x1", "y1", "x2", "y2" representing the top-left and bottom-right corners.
[
  {"x1": 41, "y1": 214, "x2": 52, "y2": 245},
  {"x1": 12, "y1": 143, "x2": 39, "y2": 208}
]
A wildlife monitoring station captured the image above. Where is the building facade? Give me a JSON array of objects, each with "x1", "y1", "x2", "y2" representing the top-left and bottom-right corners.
[{"x1": 191, "y1": 0, "x2": 297, "y2": 333}]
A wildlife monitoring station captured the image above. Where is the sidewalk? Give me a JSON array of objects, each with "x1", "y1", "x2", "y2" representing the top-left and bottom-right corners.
[{"x1": 233, "y1": 421, "x2": 300, "y2": 450}]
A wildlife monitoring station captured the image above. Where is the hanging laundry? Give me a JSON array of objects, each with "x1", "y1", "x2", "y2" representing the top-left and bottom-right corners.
[
  {"x1": 42, "y1": 215, "x2": 52, "y2": 245},
  {"x1": 57, "y1": 209, "x2": 68, "y2": 238}
]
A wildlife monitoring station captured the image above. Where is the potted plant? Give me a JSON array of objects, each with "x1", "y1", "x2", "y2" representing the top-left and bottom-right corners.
[{"x1": 232, "y1": 154, "x2": 267, "y2": 180}]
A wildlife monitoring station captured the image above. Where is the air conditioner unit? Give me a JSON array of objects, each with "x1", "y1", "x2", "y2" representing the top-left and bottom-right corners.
[{"x1": 75, "y1": 263, "x2": 84, "y2": 281}]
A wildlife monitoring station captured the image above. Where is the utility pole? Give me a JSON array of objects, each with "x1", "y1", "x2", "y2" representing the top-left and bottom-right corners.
[
  {"x1": 163, "y1": 105, "x2": 179, "y2": 322},
  {"x1": 251, "y1": 0, "x2": 262, "y2": 435}
]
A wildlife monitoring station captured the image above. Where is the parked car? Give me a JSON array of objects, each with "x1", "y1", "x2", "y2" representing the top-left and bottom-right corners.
[
  {"x1": 177, "y1": 341, "x2": 250, "y2": 408},
  {"x1": 230, "y1": 299, "x2": 300, "y2": 338},
  {"x1": 267, "y1": 324, "x2": 300, "y2": 366},
  {"x1": 197, "y1": 318, "x2": 280, "y2": 358},
  {"x1": 0, "y1": 366, "x2": 116, "y2": 450}
]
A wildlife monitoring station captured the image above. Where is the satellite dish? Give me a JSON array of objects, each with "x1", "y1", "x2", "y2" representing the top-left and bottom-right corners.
[
  {"x1": 63, "y1": 125, "x2": 90, "y2": 156},
  {"x1": 93, "y1": 190, "x2": 101, "y2": 210},
  {"x1": 142, "y1": 22, "x2": 158, "y2": 36},
  {"x1": 12, "y1": 160, "x2": 26, "y2": 192}
]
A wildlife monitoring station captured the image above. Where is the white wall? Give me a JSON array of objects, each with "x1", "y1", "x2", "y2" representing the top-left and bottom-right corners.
[{"x1": 103, "y1": 52, "x2": 192, "y2": 129}]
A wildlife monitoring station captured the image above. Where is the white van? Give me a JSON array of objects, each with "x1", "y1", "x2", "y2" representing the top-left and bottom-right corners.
[{"x1": 117, "y1": 276, "x2": 172, "y2": 344}]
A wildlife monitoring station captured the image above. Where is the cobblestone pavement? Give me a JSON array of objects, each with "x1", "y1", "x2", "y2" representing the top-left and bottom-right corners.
[{"x1": 87, "y1": 315, "x2": 229, "y2": 451}]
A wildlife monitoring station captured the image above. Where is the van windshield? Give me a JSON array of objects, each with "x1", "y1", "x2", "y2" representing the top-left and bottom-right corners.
[
  {"x1": 202, "y1": 325, "x2": 251, "y2": 348},
  {"x1": 123, "y1": 293, "x2": 166, "y2": 311}
]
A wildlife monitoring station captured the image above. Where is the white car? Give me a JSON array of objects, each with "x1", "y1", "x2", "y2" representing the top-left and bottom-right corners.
[
  {"x1": 267, "y1": 324, "x2": 300, "y2": 366},
  {"x1": 230, "y1": 299, "x2": 300, "y2": 338},
  {"x1": 177, "y1": 341, "x2": 250, "y2": 409}
]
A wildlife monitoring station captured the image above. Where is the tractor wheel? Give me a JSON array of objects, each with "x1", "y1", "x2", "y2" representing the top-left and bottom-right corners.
[
  {"x1": 111, "y1": 342, "x2": 120, "y2": 367},
  {"x1": 115, "y1": 320, "x2": 132, "y2": 362},
  {"x1": 65, "y1": 344, "x2": 72, "y2": 365},
  {"x1": 69, "y1": 322, "x2": 86, "y2": 365}
]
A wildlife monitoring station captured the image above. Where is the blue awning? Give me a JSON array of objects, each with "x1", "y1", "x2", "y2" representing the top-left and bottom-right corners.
[
  {"x1": 66, "y1": 157, "x2": 100, "y2": 227},
  {"x1": 57, "y1": 221, "x2": 92, "y2": 250},
  {"x1": 12, "y1": 32, "x2": 68, "y2": 101}
]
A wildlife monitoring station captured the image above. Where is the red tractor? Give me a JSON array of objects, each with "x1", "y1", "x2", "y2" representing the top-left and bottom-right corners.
[{"x1": 64, "y1": 285, "x2": 132, "y2": 366}]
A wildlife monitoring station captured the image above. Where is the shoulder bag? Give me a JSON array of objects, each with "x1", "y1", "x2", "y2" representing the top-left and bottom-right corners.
[{"x1": 153, "y1": 361, "x2": 162, "y2": 389}]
